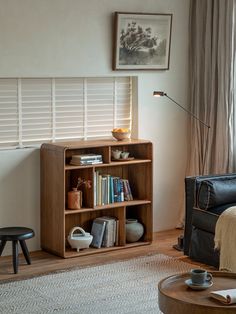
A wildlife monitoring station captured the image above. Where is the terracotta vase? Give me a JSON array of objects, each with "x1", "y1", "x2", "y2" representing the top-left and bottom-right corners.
[
  {"x1": 125, "y1": 219, "x2": 144, "y2": 243},
  {"x1": 68, "y1": 188, "x2": 82, "y2": 210}
]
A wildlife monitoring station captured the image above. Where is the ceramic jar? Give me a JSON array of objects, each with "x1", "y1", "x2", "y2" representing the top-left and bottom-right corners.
[
  {"x1": 68, "y1": 188, "x2": 82, "y2": 210},
  {"x1": 125, "y1": 219, "x2": 144, "y2": 242}
]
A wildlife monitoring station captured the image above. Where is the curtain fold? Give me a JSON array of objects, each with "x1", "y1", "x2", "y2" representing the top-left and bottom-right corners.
[{"x1": 187, "y1": 0, "x2": 236, "y2": 176}]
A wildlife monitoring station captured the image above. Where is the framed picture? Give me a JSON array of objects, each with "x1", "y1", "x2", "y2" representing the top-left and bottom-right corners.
[{"x1": 113, "y1": 12, "x2": 172, "y2": 70}]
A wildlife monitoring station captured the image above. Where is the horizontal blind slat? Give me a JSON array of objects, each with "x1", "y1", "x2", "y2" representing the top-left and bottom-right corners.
[{"x1": 0, "y1": 77, "x2": 133, "y2": 147}]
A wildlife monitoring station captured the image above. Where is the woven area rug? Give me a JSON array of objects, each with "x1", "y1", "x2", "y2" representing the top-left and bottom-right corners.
[{"x1": 0, "y1": 254, "x2": 193, "y2": 314}]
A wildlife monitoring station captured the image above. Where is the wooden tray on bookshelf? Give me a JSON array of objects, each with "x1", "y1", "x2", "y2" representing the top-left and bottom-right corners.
[{"x1": 111, "y1": 157, "x2": 134, "y2": 162}]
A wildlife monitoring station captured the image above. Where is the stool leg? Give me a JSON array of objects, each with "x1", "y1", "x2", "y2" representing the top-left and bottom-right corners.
[
  {"x1": 0, "y1": 240, "x2": 7, "y2": 256},
  {"x1": 12, "y1": 240, "x2": 18, "y2": 274},
  {"x1": 19, "y1": 240, "x2": 31, "y2": 265}
]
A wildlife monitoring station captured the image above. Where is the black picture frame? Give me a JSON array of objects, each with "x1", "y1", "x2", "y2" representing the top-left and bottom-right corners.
[{"x1": 113, "y1": 12, "x2": 172, "y2": 70}]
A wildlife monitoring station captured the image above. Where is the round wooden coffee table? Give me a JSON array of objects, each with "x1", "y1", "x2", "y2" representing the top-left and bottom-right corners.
[{"x1": 158, "y1": 272, "x2": 236, "y2": 314}]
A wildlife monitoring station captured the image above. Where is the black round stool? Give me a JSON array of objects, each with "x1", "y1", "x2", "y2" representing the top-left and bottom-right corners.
[{"x1": 0, "y1": 227, "x2": 35, "y2": 274}]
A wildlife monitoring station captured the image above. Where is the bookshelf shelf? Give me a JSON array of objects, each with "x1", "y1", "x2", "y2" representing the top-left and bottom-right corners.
[
  {"x1": 64, "y1": 241, "x2": 151, "y2": 258},
  {"x1": 41, "y1": 139, "x2": 153, "y2": 258},
  {"x1": 108, "y1": 159, "x2": 152, "y2": 166},
  {"x1": 65, "y1": 208, "x2": 94, "y2": 214},
  {"x1": 94, "y1": 200, "x2": 151, "y2": 210},
  {"x1": 64, "y1": 159, "x2": 151, "y2": 170},
  {"x1": 64, "y1": 200, "x2": 151, "y2": 215}
]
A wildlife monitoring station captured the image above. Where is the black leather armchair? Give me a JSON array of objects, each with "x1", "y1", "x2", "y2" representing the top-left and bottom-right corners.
[{"x1": 184, "y1": 173, "x2": 236, "y2": 267}]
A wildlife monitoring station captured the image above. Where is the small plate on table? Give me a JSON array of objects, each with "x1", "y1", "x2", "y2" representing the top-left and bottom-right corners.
[{"x1": 185, "y1": 279, "x2": 213, "y2": 290}]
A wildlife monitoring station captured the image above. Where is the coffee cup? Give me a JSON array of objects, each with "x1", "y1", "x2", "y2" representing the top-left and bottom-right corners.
[
  {"x1": 112, "y1": 150, "x2": 121, "y2": 159},
  {"x1": 190, "y1": 269, "x2": 212, "y2": 285},
  {"x1": 120, "y1": 151, "x2": 129, "y2": 159}
]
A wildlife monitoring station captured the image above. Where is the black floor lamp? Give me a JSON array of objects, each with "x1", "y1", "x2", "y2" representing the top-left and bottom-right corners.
[
  {"x1": 153, "y1": 91, "x2": 210, "y2": 175},
  {"x1": 153, "y1": 91, "x2": 210, "y2": 250}
]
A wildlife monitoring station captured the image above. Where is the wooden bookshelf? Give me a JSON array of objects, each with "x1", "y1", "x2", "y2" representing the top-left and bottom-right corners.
[{"x1": 40, "y1": 139, "x2": 153, "y2": 258}]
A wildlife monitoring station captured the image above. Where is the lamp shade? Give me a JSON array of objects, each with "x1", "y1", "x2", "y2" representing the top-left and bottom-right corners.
[{"x1": 153, "y1": 91, "x2": 167, "y2": 97}]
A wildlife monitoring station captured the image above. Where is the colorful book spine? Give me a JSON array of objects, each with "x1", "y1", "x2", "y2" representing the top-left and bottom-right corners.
[
  {"x1": 98, "y1": 174, "x2": 102, "y2": 206},
  {"x1": 113, "y1": 177, "x2": 119, "y2": 202},
  {"x1": 96, "y1": 171, "x2": 99, "y2": 206},
  {"x1": 102, "y1": 174, "x2": 110, "y2": 205},
  {"x1": 120, "y1": 179, "x2": 124, "y2": 202},
  {"x1": 126, "y1": 180, "x2": 133, "y2": 200},
  {"x1": 110, "y1": 176, "x2": 114, "y2": 203},
  {"x1": 94, "y1": 174, "x2": 133, "y2": 204},
  {"x1": 101, "y1": 177, "x2": 106, "y2": 205},
  {"x1": 123, "y1": 179, "x2": 130, "y2": 201},
  {"x1": 93, "y1": 171, "x2": 97, "y2": 206}
]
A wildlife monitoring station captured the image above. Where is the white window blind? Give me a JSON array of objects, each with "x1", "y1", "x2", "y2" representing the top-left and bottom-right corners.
[{"x1": 0, "y1": 77, "x2": 132, "y2": 148}]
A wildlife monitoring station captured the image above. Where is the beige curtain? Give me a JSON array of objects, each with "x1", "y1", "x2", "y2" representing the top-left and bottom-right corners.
[
  {"x1": 176, "y1": 0, "x2": 236, "y2": 228},
  {"x1": 187, "y1": 0, "x2": 236, "y2": 176}
]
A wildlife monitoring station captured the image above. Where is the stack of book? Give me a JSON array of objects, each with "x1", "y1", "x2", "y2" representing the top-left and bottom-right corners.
[
  {"x1": 93, "y1": 171, "x2": 133, "y2": 206},
  {"x1": 70, "y1": 154, "x2": 103, "y2": 166},
  {"x1": 90, "y1": 216, "x2": 119, "y2": 248}
]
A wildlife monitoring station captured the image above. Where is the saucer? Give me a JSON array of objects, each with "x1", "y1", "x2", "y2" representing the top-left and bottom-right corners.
[{"x1": 185, "y1": 279, "x2": 213, "y2": 290}]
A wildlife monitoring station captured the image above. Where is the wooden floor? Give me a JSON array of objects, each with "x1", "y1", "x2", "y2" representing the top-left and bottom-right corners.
[{"x1": 0, "y1": 229, "x2": 215, "y2": 283}]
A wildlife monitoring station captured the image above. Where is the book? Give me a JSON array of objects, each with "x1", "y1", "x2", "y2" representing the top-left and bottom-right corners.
[
  {"x1": 90, "y1": 219, "x2": 106, "y2": 248},
  {"x1": 110, "y1": 176, "x2": 114, "y2": 203},
  {"x1": 71, "y1": 153, "x2": 103, "y2": 160},
  {"x1": 119, "y1": 179, "x2": 124, "y2": 202},
  {"x1": 70, "y1": 160, "x2": 103, "y2": 166},
  {"x1": 101, "y1": 177, "x2": 107, "y2": 205},
  {"x1": 113, "y1": 218, "x2": 117, "y2": 244},
  {"x1": 96, "y1": 216, "x2": 116, "y2": 247},
  {"x1": 126, "y1": 180, "x2": 133, "y2": 201},
  {"x1": 93, "y1": 171, "x2": 97, "y2": 206},
  {"x1": 97, "y1": 174, "x2": 102, "y2": 206},
  {"x1": 102, "y1": 174, "x2": 111, "y2": 205},
  {"x1": 117, "y1": 179, "x2": 123, "y2": 202},
  {"x1": 123, "y1": 179, "x2": 130, "y2": 201},
  {"x1": 105, "y1": 216, "x2": 116, "y2": 246},
  {"x1": 95, "y1": 171, "x2": 99, "y2": 206},
  {"x1": 70, "y1": 154, "x2": 103, "y2": 166},
  {"x1": 210, "y1": 289, "x2": 236, "y2": 304},
  {"x1": 115, "y1": 220, "x2": 119, "y2": 246},
  {"x1": 113, "y1": 177, "x2": 120, "y2": 202}
]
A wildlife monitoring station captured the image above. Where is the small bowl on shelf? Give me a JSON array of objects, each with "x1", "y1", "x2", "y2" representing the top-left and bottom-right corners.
[{"x1": 112, "y1": 130, "x2": 131, "y2": 141}]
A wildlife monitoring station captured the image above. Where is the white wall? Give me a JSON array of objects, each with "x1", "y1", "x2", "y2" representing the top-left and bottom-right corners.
[
  {"x1": 0, "y1": 0, "x2": 189, "y2": 254},
  {"x1": 0, "y1": 148, "x2": 40, "y2": 254}
]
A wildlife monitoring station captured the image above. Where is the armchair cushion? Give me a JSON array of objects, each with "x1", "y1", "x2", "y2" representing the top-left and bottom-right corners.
[
  {"x1": 192, "y1": 208, "x2": 219, "y2": 233},
  {"x1": 198, "y1": 178, "x2": 236, "y2": 210}
]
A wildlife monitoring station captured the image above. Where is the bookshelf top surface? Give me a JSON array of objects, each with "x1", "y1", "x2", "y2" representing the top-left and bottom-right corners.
[{"x1": 41, "y1": 138, "x2": 152, "y2": 151}]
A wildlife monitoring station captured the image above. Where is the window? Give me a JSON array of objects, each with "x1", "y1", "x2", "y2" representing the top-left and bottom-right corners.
[{"x1": 0, "y1": 77, "x2": 133, "y2": 148}]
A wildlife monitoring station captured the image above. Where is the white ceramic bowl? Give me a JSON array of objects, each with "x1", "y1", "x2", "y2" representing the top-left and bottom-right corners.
[
  {"x1": 67, "y1": 227, "x2": 93, "y2": 252},
  {"x1": 112, "y1": 131, "x2": 131, "y2": 141}
]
